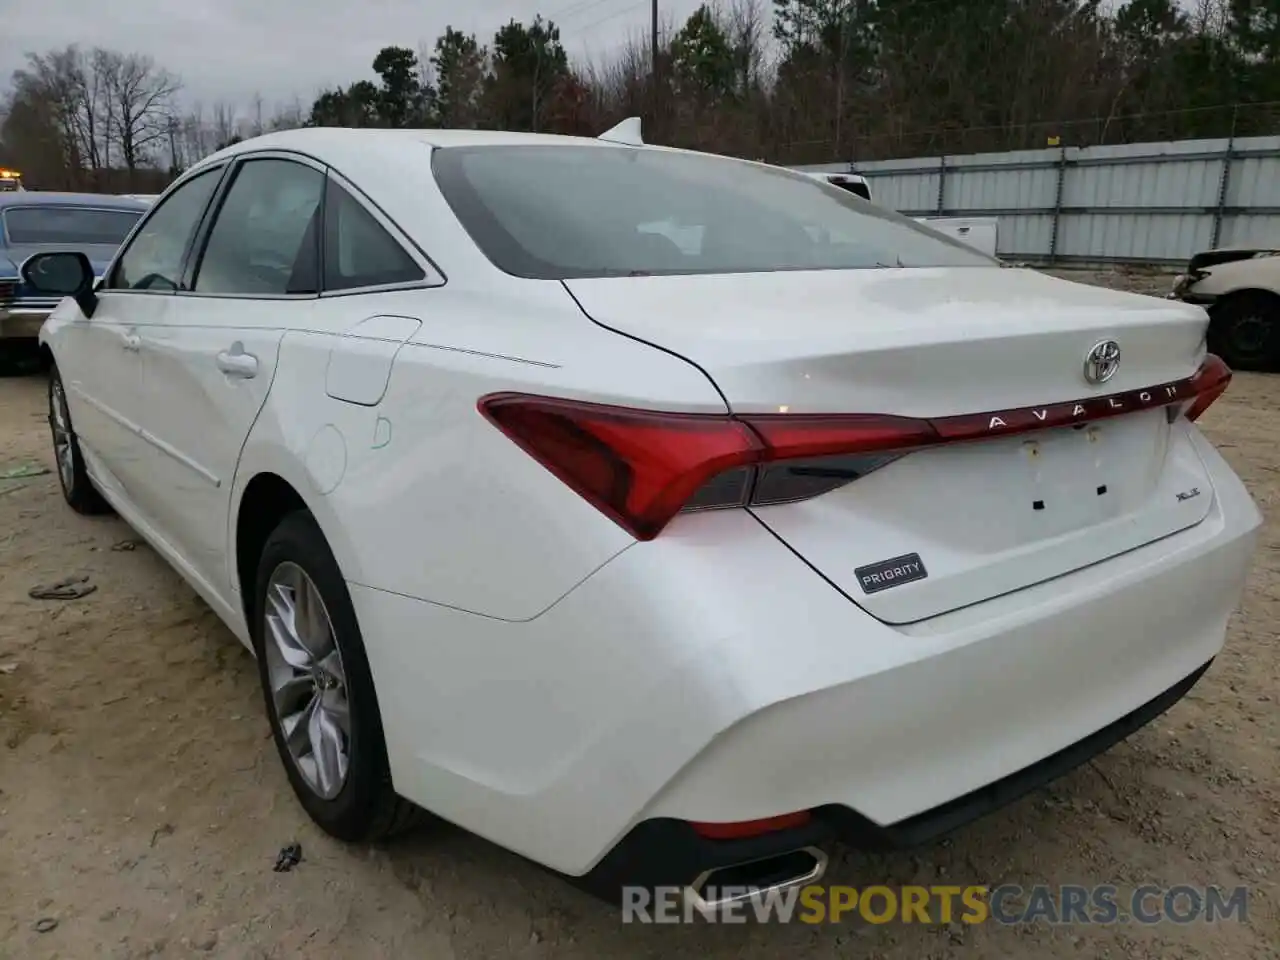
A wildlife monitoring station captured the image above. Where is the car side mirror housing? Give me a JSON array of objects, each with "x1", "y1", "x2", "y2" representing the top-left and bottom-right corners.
[{"x1": 21, "y1": 251, "x2": 99, "y2": 318}]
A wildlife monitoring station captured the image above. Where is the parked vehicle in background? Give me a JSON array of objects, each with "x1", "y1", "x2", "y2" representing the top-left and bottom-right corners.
[
  {"x1": 804, "y1": 171, "x2": 872, "y2": 200},
  {"x1": 913, "y1": 216, "x2": 1000, "y2": 259},
  {"x1": 799, "y1": 170, "x2": 1000, "y2": 258},
  {"x1": 0, "y1": 168, "x2": 24, "y2": 192},
  {"x1": 23, "y1": 124, "x2": 1260, "y2": 911},
  {"x1": 120, "y1": 194, "x2": 160, "y2": 204},
  {"x1": 1168, "y1": 246, "x2": 1280, "y2": 370},
  {"x1": 0, "y1": 192, "x2": 147, "y2": 364}
]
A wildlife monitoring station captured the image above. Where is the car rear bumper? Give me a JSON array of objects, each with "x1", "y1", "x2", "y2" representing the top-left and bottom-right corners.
[
  {"x1": 1168, "y1": 292, "x2": 1219, "y2": 307},
  {"x1": 350, "y1": 424, "x2": 1260, "y2": 880},
  {"x1": 0, "y1": 307, "x2": 49, "y2": 340},
  {"x1": 1167, "y1": 275, "x2": 1218, "y2": 306},
  {"x1": 581, "y1": 657, "x2": 1211, "y2": 895}
]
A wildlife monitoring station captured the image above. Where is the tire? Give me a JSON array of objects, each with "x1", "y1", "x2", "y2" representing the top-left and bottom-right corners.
[
  {"x1": 1207, "y1": 291, "x2": 1280, "y2": 372},
  {"x1": 47, "y1": 364, "x2": 111, "y2": 515},
  {"x1": 251, "y1": 510, "x2": 420, "y2": 842}
]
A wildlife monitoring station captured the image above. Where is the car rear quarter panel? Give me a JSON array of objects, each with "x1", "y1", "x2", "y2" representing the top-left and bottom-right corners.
[{"x1": 232, "y1": 278, "x2": 728, "y2": 622}]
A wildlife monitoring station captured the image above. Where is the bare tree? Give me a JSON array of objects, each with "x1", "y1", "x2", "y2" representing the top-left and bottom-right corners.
[
  {"x1": 96, "y1": 51, "x2": 180, "y2": 171},
  {"x1": 250, "y1": 92, "x2": 265, "y2": 136},
  {"x1": 726, "y1": 0, "x2": 768, "y2": 94},
  {"x1": 13, "y1": 48, "x2": 88, "y2": 180},
  {"x1": 0, "y1": 78, "x2": 73, "y2": 188},
  {"x1": 44, "y1": 46, "x2": 110, "y2": 175},
  {"x1": 211, "y1": 101, "x2": 237, "y2": 147},
  {"x1": 268, "y1": 96, "x2": 306, "y2": 131},
  {"x1": 87, "y1": 48, "x2": 117, "y2": 172},
  {"x1": 176, "y1": 102, "x2": 211, "y2": 166}
]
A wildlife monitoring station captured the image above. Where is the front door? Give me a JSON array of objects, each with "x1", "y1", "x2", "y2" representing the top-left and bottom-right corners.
[
  {"x1": 59, "y1": 290, "x2": 164, "y2": 505},
  {"x1": 137, "y1": 155, "x2": 325, "y2": 600},
  {"x1": 63, "y1": 166, "x2": 225, "y2": 511}
]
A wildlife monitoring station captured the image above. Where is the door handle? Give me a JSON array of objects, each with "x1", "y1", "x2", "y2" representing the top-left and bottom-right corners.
[
  {"x1": 216, "y1": 345, "x2": 258, "y2": 379},
  {"x1": 123, "y1": 332, "x2": 141, "y2": 351}
]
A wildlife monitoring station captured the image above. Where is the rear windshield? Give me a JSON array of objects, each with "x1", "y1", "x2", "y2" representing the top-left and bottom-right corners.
[
  {"x1": 3, "y1": 206, "x2": 142, "y2": 245},
  {"x1": 431, "y1": 145, "x2": 995, "y2": 279}
]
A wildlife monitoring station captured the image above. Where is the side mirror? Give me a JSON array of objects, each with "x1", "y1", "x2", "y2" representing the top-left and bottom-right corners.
[{"x1": 21, "y1": 251, "x2": 98, "y2": 317}]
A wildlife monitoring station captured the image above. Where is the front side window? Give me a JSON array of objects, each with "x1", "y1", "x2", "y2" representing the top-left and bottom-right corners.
[
  {"x1": 3, "y1": 207, "x2": 141, "y2": 245},
  {"x1": 323, "y1": 181, "x2": 425, "y2": 292},
  {"x1": 193, "y1": 158, "x2": 324, "y2": 296},
  {"x1": 109, "y1": 168, "x2": 222, "y2": 291},
  {"x1": 431, "y1": 145, "x2": 996, "y2": 279}
]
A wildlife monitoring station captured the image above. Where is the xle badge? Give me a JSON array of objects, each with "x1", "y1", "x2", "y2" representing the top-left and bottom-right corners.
[{"x1": 854, "y1": 553, "x2": 928, "y2": 595}]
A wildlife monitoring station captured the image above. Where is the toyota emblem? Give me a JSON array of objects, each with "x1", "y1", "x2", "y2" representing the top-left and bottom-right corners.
[{"x1": 1083, "y1": 340, "x2": 1121, "y2": 385}]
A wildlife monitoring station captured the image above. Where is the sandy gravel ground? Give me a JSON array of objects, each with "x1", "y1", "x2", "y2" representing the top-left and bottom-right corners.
[{"x1": 1, "y1": 268, "x2": 1276, "y2": 959}]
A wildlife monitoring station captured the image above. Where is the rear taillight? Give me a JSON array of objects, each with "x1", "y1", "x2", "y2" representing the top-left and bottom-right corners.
[
  {"x1": 479, "y1": 355, "x2": 1232, "y2": 541},
  {"x1": 476, "y1": 394, "x2": 763, "y2": 539},
  {"x1": 1182, "y1": 353, "x2": 1231, "y2": 422}
]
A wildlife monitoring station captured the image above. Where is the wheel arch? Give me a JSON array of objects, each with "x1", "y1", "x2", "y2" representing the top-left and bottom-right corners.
[
  {"x1": 1208, "y1": 286, "x2": 1280, "y2": 307},
  {"x1": 230, "y1": 459, "x2": 363, "y2": 630}
]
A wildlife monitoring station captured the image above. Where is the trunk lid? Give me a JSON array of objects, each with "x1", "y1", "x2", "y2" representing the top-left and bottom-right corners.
[{"x1": 564, "y1": 266, "x2": 1216, "y2": 624}]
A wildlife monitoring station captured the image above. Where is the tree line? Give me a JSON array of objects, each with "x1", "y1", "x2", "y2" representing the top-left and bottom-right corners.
[{"x1": 2, "y1": 0, "x2": 1278, "y2": 192}]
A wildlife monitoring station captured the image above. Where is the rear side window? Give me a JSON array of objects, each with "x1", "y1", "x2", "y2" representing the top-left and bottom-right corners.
[
  {"x1": 4, "y1": 206, "x2": 141, "y2": 245},
  {"x1": 431, "y1": 145, "x2": 994, "y2": 279},
  {"x1": 323, "y1": 181, "x2": 424, "y2": 292}
]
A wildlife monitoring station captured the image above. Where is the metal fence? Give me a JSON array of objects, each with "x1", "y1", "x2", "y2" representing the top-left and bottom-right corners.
[{"x1": 794, "y1": 135, "x2": 1280, "y2": 266}]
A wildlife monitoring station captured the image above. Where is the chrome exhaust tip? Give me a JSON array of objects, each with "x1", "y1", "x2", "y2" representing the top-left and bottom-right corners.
[{"x1": 684, "y1": 846, "x2": 828, "y2": 914}]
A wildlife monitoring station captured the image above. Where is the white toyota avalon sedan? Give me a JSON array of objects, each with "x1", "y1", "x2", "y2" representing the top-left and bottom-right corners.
[{"x1": 24, "y1": 125, "x2": 1261, "y2": 909}]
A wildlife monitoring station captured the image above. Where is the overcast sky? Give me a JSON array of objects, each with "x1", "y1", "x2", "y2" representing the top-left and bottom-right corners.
[{"x1": 0, "y1": 0, "x2": 712, "y2": 115}]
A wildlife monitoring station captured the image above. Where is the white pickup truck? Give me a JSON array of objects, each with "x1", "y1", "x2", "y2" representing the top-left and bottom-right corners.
[{"x1": 799, "y1": 171, "x2": 1000, "y2": 259}]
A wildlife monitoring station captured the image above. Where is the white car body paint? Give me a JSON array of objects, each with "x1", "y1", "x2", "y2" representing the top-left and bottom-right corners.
[{"x1": 37, "y1": 128, "x2": 1260, "y2": 886}]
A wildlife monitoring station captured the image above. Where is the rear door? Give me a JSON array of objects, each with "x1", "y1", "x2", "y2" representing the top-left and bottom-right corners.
[{"x1": 136, "y1": 154, "x2": 325, "y2": 598}]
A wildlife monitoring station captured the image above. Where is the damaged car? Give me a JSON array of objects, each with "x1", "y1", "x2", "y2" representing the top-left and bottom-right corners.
[{"x1": 1169, "y1": 246, "x2": 1280, "y2": 370}]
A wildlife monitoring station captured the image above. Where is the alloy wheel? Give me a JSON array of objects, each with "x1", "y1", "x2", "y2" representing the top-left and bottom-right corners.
[
  {"x1": 49, "y1": 377, "x2": 75, "y2": 494},
  {"x1": 262, "y1": 561, "x2": 352, "y2": 799}
]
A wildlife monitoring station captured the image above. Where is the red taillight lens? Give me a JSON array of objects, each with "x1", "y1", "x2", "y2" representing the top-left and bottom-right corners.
[
  {"x1": 477, "y1": 393, "x2": 764, "y2": 540},
  {"x1": 479, "y1": 355, "x2": 1231, "y2": 541},
  {"x1": 1182, "y1": 353, "x2": 1231, "y2": 422}
]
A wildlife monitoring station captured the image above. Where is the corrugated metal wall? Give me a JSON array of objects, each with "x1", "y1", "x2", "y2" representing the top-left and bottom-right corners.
[{"x1": 793, "y1": 135, "x2": 1280, "y2": 265}]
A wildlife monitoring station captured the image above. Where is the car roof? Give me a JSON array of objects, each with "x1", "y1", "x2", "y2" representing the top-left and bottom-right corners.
[
  {"x1": 0, "y1": 191, "x2": 150, "y2": 211},
  {"x1": 191, "y1": 127, "x2": 644, "y2": 180},
  {"x1": 186, "y1": 127, "x2": 769, "y2": 213},
  {"x1": 210, "y1": 127, "x2": 616, "y2": 157}
]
